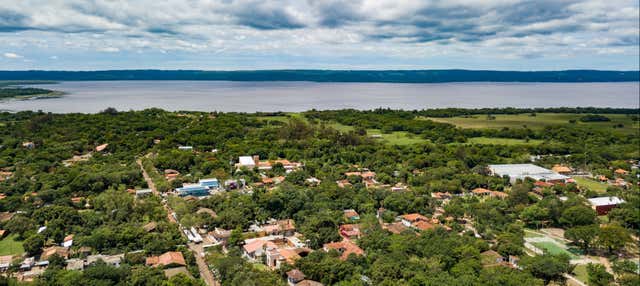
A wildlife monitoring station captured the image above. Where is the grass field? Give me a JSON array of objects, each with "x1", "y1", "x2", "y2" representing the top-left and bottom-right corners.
[
  {"x1": 572, "y1": 264, "x2": 589, "y2": 284},
  {"x1": 532, "y1": 241, "x2": 577, "y2": 259},
  {"x1": 573, "y1": 177, "x2": 608, "y2": 193},
  {"x1": 425, "y1": 113, "x2": 639, "y2": 135},
  {"x1": 466, "y1": 137, "x2": 545, "y2": 146},
  {"x1": 524, "y1": 229, "x2": 544, "y2": 238},
  {"x1": 0, "y1": 234, "x2": 24, "y2": 256}
]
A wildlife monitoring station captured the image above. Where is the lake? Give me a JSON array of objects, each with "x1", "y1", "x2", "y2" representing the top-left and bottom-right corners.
[{"x1": 1, "y1": 81, "x2": 638, "y2": 113}]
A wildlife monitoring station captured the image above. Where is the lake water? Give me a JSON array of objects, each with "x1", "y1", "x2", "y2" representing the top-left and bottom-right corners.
[{"x1": 1, "y1": 81, "x2": 638, "y2": 113}]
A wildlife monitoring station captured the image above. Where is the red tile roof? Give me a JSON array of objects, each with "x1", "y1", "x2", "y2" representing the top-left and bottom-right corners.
[{"x1": 323, "y1": 240, "x2": 364, "y2": 260}]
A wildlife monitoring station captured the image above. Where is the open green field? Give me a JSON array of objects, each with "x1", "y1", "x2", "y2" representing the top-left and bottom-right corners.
[
  {"x1": 0, "y1": 234, "x2": 24, "y2": 256},
  {"x1": 466, "y1": 137, "x2": 544, "y2": 146},
  {"x1": 532, "y1": 241, "x2": 577, "y2": 259},
  {"x1": 524, "y1": 229, "x2": 544, "y2": 238},
  {"x1": 425, "y1": 113, "x2": 639, "y2": 134},
  {"x1": 573, "y1": 177, "x2": 608, "y2": 193},
  {"x1": 572, "y1": 264, "x2": 589, "y2": 284}
]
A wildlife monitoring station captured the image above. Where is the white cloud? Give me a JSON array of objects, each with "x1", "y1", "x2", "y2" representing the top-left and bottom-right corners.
[
  {"x1": 97, "y1": 47, "x2": 120, "y2": 53},
  {"x1": 3, "y1": 52, "x2": 22, "y2": 59}
]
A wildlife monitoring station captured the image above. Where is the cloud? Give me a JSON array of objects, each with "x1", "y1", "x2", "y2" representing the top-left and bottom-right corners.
[
  {"x1": 98, "y1": 47, "x2": 120, "y2": 53},
  {"x1": 3, "y1": 52, "x2": 23, "y2": 59},
  {"x1": 0, "y1": 0, "x2": 637, "y2": 69}
]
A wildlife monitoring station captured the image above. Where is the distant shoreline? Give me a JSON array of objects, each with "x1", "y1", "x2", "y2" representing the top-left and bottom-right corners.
[{"x1": 0, "y1": 69, "x2": 638, "y2": 83}]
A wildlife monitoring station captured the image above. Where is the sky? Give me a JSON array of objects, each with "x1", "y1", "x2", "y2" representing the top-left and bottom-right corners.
[{"x1": 0, "y1": 0, "x2": 638, "y2": 71}]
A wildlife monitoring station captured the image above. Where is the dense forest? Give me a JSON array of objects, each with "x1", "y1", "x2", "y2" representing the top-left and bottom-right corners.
[{"x1": 0, "y1": 108, "x2": 638, "y2": 286}]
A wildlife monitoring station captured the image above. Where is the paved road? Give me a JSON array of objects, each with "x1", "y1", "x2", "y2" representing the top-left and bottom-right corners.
[{"x1": 137, "y1": 157, "x2": 219, "y2": 286}]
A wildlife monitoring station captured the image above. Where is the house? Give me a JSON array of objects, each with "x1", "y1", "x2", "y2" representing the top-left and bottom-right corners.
[
  {"x1": 588, "y1": 196, "x2": 625, "y2": 215},
  {"x1": 488, "y1": 164, "x2": 569, "y2": 184},
  {"x1": 41, "y1": 246, "x2": 69, "y2": 260},
  {"x1": 534, "y1": 181, "x2": 554, "y2": 188},
  {"x1": 551, "y1": 165, "x2": 572, "y2": 175},
  {"x1": 614, "y1": 168, "x2": 629, "y2": 176},
  {"x1": 95, "y1": 143, "x2": 109, "y2": 152},
  {"x1": 296, "y1": 281, "x2": 324, "y2": 286},
  {"x1": 266, "y1": 248, "x2": 311, "y2": 269},
  {"x1": 164, "y1": 169, "x2": 180, "y2": 180},
  {"x1": 243, "y1": 240, "x2": 277, "y2": 261},
  {"x1": 62, "y1": 234, "x2": 74, "y2": 248},
  {"x1": 87, "y1": 254, "x2": 124, "y2": 267},
  {"x1": 323, "y1": 240, "x2": 364, "y2": 260},
  {"x1": 287, "y1": 269, "x2": 306, "y2": 286},
  {"x1": 135, "y1": 189, "x2": 153, "y2": 198},
  {"x1": 265, "y1": 219, "x2": 296, "y2": 236},
  {"x1": 208, "y1": 228, "x2": 232, "y2": 245},
  {"x1": 431, "y1": 192, "x2": 452, "y2": 200},
  {"x1": 343, "y1": 209, "x2": 360, "y2": 221},
  {"x1": 339, "y1": 224, "x2": 362, "y2": 240},
  {"x1": 176, "y1": 184, "x2": 210, "y2": 197},
  {"x1": 383, "y1": 222, "x2": 409, "y2": 234},
  {"x1": 237, "y1": 156, "x2": 257, "y2": 169},
  {"x1": 20, "y1": 257, "x2": 35, "y2": 271},
  {"x1": 199, "y1": 178, "x2": 220, "y2": 189},
  {"x1": 70, "y1": 197, "x2": 84, "y2": 204},
  {"x1": 146, "y1": 251, "x2": 186, "y2": 268},
  {"x1": 65, "y1": 258, "x2": 84, "y2": 271},
  {"x1": 400, "y1": 213, "x2": 429, "y2": 227},
  {"x1": 0, "y1": 255, "x2": 12, "y2": 271},
  {"x1": 471, "y1": 188, "x2": 492, "y2": 196}
]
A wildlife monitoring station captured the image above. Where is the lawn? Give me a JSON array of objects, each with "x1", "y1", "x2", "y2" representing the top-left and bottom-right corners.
[
  {"x1": 524, "y1": 229, "x2": 544, "y2": 238},
  {"x1": 532, "y1": 241, "x2": 577, "y2": 259},
  {"x1": 425, "y1": 113, "x2": 639, "y2": 135},
  {"x1": 572, "y1": 264, "x2": 589, "y2": 284},
  {"x1": 573, "y1": 177, "x2": 608, "y2": 193},
  {"x1": 324, "y1": 122, "x2": 429, "y2": 145},
  {"x1": 466, "y1": 137, "x2": 544, "y2": 146},
  {"x1": 0, "y1": 234, "x2": 25, "y2": 256}
]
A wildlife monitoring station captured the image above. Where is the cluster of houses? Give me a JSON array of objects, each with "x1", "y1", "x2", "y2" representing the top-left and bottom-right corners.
[{"x1": 241, "y1": 219, "x2": 311, "y2": 269}]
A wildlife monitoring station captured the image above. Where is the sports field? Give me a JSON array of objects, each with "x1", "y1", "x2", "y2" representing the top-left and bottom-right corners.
[{"x1": 532, "y1": 241, "x2": 577, "y2": 259}]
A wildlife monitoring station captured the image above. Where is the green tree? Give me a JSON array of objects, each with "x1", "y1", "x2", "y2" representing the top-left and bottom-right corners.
[
  {"x1": 521, "y1": 254, "x2": 571, "y2": 284},
  {"x1": 586, "y1": 263, "x2": 613, "y2": 286},
  {"x1": 565, "y1": 225, "x2": 599, "y2": 253},
  {"x1": 597, "y1": 224, "x2": 631, "y2": 254},
  {"x1": 560, "y1": 206, "x2": 596, "y2": 227}
]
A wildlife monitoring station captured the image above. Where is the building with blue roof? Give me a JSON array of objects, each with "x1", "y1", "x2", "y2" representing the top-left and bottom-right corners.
[{"x1": 176, "y1": 184, "x2": 210, "y2": 197}]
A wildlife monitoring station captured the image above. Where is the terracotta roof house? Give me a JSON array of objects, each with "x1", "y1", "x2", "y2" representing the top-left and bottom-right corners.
[
  {"x1": 343, "y1": 209, "x2": 360, "y2": 221},
  {"x1": 412, "y1": 221, "x2": 437, "y2": 231},
  {"x1": 431, "y1": 192, "x2": 452, "y2": 200},
  {"x1": 400, "y1": 213, "x2": 429, "y2": 227},
  {"x1": 208, "y1": 228, "x2": 232, "y2": 245},
  {"x1": 336, "y1": 180, "x2": 352, "y2": 188},
  {"x1": 534, "y1": 181, "x2": 554, "y2": 188},
  {"x1": 471, "y1": 188, "x2": 492, "y2": 196},
  {"x1": 614, "y1": 168, "x2": 629, "y2": 175},
  {"x1": 0, "y1": 212, "x2": 14, "y2": 223},
  {"x1": 243, "y1": 240, "x2": 278, "y2": 260},
  {"x1": 323, "y1": 240, "x2": 364, "y2": 260},
  {"x1": 146, "y1": 252, "x2": 186, "y2": 268},
  {"x1": 551, "y1": 165, "x2": 572, "y2": 175},
  {"x1": 339, "y1": 224, "x2": 362, "y2": 240},
  {"x1": 490, "y1": 191, "x2": 509, "y2": 199},
  {"x1": 0, "y1": 229, "x2": 6, "y2": 238}
]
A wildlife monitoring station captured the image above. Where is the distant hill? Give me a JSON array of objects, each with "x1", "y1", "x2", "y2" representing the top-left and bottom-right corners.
[{"x1": 0, "y1": 70, "x2": 637, "y2": 83}]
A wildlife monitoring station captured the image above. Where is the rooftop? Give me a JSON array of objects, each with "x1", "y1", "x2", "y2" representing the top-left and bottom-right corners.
[{"x1": 588, "y1": 196, "x2": 625, "y2": 206}]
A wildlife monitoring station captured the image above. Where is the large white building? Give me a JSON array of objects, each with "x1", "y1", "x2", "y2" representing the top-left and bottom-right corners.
[{"x1": 488, "y1": 164, "x2": 569, "y2": 184}]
